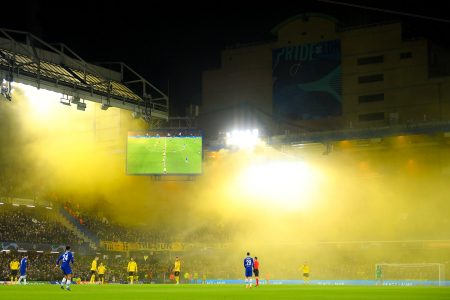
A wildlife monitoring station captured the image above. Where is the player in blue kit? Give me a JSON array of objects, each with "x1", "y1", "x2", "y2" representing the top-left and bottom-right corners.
[
  {"x1": 17, "y1": 255, "x2": 28, "y2": 285},
  {"x1": 243, "y1": 252, "x2": 254, "y2": 288},
  {"x1": 56, "y1": 245, "x2": 74, "y2": 291}
]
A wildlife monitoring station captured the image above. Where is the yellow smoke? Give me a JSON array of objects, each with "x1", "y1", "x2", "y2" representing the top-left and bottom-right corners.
[{"x1": 1, "y1": 83, "x2": 449, "y2": 279}]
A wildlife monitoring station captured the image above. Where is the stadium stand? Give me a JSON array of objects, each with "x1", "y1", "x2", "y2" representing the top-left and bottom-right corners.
[
  {"x1": 0, "y1": 204, "x2": 85, "y2": 246},
  {"x1": 1, "y1": 200, "x2": 448, "y2": 283}
]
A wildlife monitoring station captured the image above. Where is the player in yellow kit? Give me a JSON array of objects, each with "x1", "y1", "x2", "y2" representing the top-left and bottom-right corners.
[
  {"x1": 127, "y1": 258, "x2": 138, "y2": 284},
  {"x1": 90, "y1": 257, "x2": 99, "y2": 284},
  {"x1": 173, "y1": 257, "x2": 181, "y2": 284},
  {"x1": 97, "y1": 263, "x2": 106, "y2": 284},
  {"x1": 10, "y1": 258, "x2": 20, "y2": 283},
  {"x1": 301, "y1": 262, "x2": 310, "y2": 284}
]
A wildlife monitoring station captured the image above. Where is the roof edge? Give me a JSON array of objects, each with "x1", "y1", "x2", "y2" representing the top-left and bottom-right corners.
[{"x1": 271, "y1": 13, "x2": 340, "y2": 35}]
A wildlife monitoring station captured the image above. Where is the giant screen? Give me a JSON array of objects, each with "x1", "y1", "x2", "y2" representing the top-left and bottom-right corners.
[{"x1": 127, "y1": 130, "x2": 202, "y2": 175}]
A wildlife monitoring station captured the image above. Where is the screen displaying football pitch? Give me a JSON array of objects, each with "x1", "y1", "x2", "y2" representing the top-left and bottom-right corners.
[{"x1": 127, "y1": 130, "x2": 202, "y2": 175}]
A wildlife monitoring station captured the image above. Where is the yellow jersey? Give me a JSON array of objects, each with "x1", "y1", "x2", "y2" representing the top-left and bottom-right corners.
[
  {"x1": 91, "y1": 260, "x2": 98, "y2": 271},
  {"x1": 10, "y1": 261, "x2": 20, "y2": 270},
  {"x1": 98, "y1": 265, "x2": 106, "y2": 275},
  {"x1": 302, "y1": 265, "x2": 310, "y2": 274},
  {"x1": 174, "y1": 260, "x2": 181, "y2": 272},
  {"x1": 127, "y1": 261, "x2": 138, "y2": 272}
]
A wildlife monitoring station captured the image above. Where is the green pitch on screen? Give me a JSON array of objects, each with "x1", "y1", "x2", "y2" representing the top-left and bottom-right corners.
[{"x1": 127, "y1": 137, "x2": 202, "y2": 175}]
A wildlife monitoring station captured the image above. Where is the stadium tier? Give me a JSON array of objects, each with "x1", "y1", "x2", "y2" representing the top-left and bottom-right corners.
[
  {"x1": 0, "y1": 29, "x2": 168, "y2": 120},
  {"x1": 0, "y1": 204, "x2": 85, "y2": 246}
]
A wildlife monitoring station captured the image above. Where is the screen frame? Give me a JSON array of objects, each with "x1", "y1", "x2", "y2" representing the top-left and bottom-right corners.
[{"x1": 126, "y1": 130, "x2": 203, "y2": 176}]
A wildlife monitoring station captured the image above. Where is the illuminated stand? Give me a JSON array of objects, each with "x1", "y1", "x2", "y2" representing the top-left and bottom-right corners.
[
  {"x1": 1, "y1": 78, "x2": 12, "y2": 100},
  {"x1": 375, "y1": 263, "x2": 445, "y2": 286},
  {"x1": 0, "y1": 28, "x2": 168, "y2": 122},
  {"x1": 225, "y1": 129, "x2": 260, "y2": 150}
]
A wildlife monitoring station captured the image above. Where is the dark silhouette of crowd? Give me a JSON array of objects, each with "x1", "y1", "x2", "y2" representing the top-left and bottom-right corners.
[
  {"x1": 64, "y1": 200, "x2": 169, "y2": 243},
  {"x1": 0, "y1": 205, "x2": 84, "y2": 246},
  {"x1": 2, "y1": 202, "x2": 448, "y2": 282}
]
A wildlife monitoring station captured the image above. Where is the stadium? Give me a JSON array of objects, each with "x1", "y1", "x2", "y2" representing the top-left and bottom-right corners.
[{"x1": 1, "y1": 4, "x2": 450, "y2": 300}]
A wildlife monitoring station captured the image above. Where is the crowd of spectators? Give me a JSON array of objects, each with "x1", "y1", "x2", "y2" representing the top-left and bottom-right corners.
[
  {"x1": 0, "y1": 251, "x2": 180, "y2": 283},
  {"x1": 0, "y1": 252, "x2": 58, "y2": 281},
  {"x1": 0, "y1": 204, "x2": 85, "y2": 246},
  {"x1": 2, "y1": 249, "x2": 447, "y2": 283},
  {"x1": 2, "y1": 201, "x2": 448, "y2": 282},
  {"x1": 63, "y1": 200, "x2": 231, "y2": 245},
  {"x1": 0, "y1": 245, "x2": 448, "y2": 282},
  {"x1": 64, "y1": 201, "x2": 170, "y2": 243}
]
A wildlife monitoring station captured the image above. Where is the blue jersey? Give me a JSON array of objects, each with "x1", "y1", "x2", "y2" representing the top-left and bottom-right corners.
[
  {"x1": 20, "y1": 257, "x2": 27, "y2": 275},
  {"x1": 244, "y1": 256, "x2": 254, "y2": 277},
  {"x1": 57, "y1": 251, "x2": 74, "y2": 268},
  {"x1": 244, "y1": 256, "x2": 254, "y2": 269}
]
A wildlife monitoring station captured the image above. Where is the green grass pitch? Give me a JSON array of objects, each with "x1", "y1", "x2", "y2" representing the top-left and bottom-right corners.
[
  {"x1": 127, "y1": 137, "x2": 202, "y2": 174},
  {"x1": 0, "y1": 284, "x2": 448, "y2": 300}
]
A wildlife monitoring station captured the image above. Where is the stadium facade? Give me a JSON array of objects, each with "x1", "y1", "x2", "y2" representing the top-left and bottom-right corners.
[{"x1": 200, "y1": 13, "x2": 450, "y2": 140}]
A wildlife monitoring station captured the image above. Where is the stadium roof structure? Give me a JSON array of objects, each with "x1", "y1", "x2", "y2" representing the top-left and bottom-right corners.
[
  {"x1": 0, "y1": 28, "x2": 168, "y2": 121},
  {"x1": 269, "y1": 120, "x2": 450, "y2": 146}
]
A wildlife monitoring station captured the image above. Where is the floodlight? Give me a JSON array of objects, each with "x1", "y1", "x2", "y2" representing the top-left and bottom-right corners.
[
  {"x1": 1, "y1": 79, "x2": 12, "y2": 101},
  {"x1": 101, "y1": 103, "x2": 110, "y2": 110},
  {"x1": 77, "y1": 102, "x2": 87, "y2": 111},
  {"x1": 60, "y1": 95, "x2": 71, "y2": 106},
  {"x1": 226, "y1": 128, "x2": 260, "y2": 149}
]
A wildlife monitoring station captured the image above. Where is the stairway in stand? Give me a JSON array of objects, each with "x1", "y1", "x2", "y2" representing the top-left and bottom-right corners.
[{"x1": 58, "y1": 207, "x2": 99, "y2": 251}]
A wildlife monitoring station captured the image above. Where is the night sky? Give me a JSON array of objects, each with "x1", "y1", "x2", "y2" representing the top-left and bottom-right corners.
[{"x1": 1, "y1": 0, "x2": 449, "y2": 115}]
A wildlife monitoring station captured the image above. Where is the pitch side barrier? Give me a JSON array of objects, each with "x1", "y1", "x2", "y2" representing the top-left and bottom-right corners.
[
  {"x1": 4, "y1": 280, "x2": 449, "y2": 286},
  {"x1": 202, "y1": 279, "x2": 450, "y2": 286}
]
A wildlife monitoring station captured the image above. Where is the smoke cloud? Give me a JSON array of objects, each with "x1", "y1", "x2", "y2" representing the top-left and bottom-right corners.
[{"x1": 1, "y1": 84, "x2": 448, "y2": 279}]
